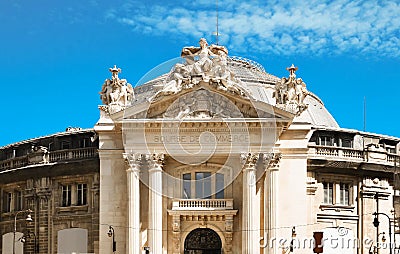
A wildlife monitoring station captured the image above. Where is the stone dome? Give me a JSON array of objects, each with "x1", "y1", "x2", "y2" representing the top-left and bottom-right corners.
[{"x1": 132, "y1": 56, "x2": 339, "y2": 128}]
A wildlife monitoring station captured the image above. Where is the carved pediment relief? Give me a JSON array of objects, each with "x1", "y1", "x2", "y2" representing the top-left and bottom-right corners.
[
  {"x1": 154, "y1": 88, "x2": 251, "y2": 119},
  {"x1": 123, "y1": 86, "x2": 284, "y2": 120}
]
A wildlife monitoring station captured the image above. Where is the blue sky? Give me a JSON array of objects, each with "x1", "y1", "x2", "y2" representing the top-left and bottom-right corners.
[{"x1": 0, "y1": 0, "x2": 399, "y2": 146}]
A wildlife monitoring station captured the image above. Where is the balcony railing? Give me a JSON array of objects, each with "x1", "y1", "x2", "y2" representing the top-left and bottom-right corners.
[
  {"x1": 49, "y1": 147, "x2": 97, "y2": 162},
  {"x1": 309, "y1": 145, "x2": 400, "y2": 165},
  {"x1": 0, "y1": 147, "x2": 98, "y2": 172},
  {"x1": 172, "y1": 199, "x2": 234, "y2": 210}
]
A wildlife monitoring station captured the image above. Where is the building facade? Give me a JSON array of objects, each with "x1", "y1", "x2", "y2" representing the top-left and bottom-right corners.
[
  {"x1": 0, "y1": 128, "x2": 99, "y2": 254},
  {"x1": 1, "y1": 39, "x2": 400, "y2": 254},
  {"x1": 95, "y1": 39, "x2": 400, "y2": 254}
]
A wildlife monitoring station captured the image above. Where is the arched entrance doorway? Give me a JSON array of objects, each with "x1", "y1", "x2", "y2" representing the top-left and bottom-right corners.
[{"x1": 184, "y1": 228, "x2": 222, "y2": 254}]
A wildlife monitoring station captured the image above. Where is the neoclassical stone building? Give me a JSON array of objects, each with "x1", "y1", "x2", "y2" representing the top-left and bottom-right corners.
[
  {"x1": 95, "y1": 39, "x2": 400, "y2": 254},
  {"x1": 1, "y1": 39, "x2": 400, "y2": 254}
]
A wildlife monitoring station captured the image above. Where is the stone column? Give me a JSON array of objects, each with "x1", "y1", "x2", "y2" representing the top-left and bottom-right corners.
[
  {"x1": 241, "y1": 153, "x2": 259, "y2": 254},
  {"x1": 147, "y1": 153, "x2": 165, "y2": 254},
  {"x1": 264, "y1": 153, "x2": 281, "y2": 254},
  {"x1": 123, "y1": 153, "x2": 142, "y2": 254}
]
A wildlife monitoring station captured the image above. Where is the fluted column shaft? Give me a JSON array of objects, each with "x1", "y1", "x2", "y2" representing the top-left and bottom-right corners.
[
  {"x1": 263, "y1": 153, "x2": 281, "y2": 254},
  {"x1": 241, "y1": 153, "x2": 259, "y2": 254},
  {"x1": 124, "y1": 153, "x2": 142, "y2": 254},
  {"x1": 147, "y1": 153, "x2": 164, "y2": 254}
]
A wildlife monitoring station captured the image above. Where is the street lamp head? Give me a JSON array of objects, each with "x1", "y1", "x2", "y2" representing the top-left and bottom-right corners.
[
  {"x1": 292, "y1": 227, "x2": 297, "y2": 237},
  {"x1": 107, "y1": 226, "x2": 113, "y2": 237},
  {"x1": 107, "y1": 226, "x2": 116, "y2": 252},
  {"x1": 382, "y1": 232, "x2": 386, "y2": 242},
  {"x1": 373, "y1": 217, "x2": 380, "y2": 227},
  {"x1": 25, "y1": 214, "x2": 33, "y2": 223}
]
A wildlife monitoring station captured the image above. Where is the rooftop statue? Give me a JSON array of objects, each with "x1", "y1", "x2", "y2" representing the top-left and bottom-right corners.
[
  {"x1": 152, "y1": 38, "x2": 248, "y2": 100},
  {"x1": 273, "y1": 64, "x2": 309, "y2": 115},
  {"x1": 99, "y1": 65, "x2": 135, "y2": 114}
]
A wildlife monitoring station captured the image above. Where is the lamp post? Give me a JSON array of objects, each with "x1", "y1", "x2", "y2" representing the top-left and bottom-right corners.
[
  {"x1": 20, "y1": 231, "x2": 39, "y2": 254},
  {"x1": 374, "y1": 212, "x2": 393, "y2": 254},
  {"x1": 369, "y1": 232, "x2": 386, "y2": 254},
  {"x1": 289, "y1": 227, "x2": 296, "y2": 252},
  {"x1": 13, "y1": 209, "x2": 33, "y2": 254},
  {"x1": 107, "y1": 226, "x2": 116, "y2": 253}
]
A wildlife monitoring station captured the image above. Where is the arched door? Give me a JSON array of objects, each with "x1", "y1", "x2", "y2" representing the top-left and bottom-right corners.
[{"x1": 184, "y1": 228, "x2": 222, "y2": 254}]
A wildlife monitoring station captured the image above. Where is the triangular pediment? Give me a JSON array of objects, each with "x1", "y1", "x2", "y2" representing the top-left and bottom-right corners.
[{"x1": 116, "y1": 81, "x2": 294, "y2": 126}]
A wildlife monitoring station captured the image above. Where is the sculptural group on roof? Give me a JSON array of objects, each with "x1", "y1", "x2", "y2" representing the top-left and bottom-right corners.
[
  {"x1": 273, "y1": 64, "x2": 309, "y2": 114},
  {"x1": 154, "y1": 38, "x2": 247, "y2": 99},
  {"x1": 99, "y1": 65, "x2": 135, "y2": 111}
]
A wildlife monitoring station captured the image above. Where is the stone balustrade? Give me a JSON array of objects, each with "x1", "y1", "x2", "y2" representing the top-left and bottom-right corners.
[
  {"x1": 309, "y1": 145, "x2": 399, "y2": 165},
  {"x1": 172, "y1": 199, "x2": 234, "y2": 210},
  {"x1": 0, "y1": 147, "x2": 98, "y2": 172}
]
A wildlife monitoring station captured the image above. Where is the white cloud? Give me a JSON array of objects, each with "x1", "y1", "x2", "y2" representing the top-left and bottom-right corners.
[{"x1": 109, "y1": 0, "x2": 400, "y2": 58}]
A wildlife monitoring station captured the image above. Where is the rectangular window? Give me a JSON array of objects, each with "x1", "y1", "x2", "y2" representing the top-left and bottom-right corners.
[
  {"x1": 61, "y1": 141, "x2": 70, "y2": 150},
  {"x1": 79, "y1": 138, "x2": 91, "y2": 148},
  {"x1": 339, "y1": 183, "x2": 350, "y2": 206},
  {"x1": 323, "y1": 182, "x2": 333, "y2": 204},
  {"x1": 183, "y1": 173, "x2": 191, "y2": 199},
  {"x1": 3, "y1": 192, "x2": 12, "y2": 212},
  {"x1": 77, "y1": 184, "x2": 87, "y2": 206},
  {"x1": 215, "y1": 173, "x2": 224, "y2": 199},
  {"x1": 62, "y1": 185, "x2": 72, "y2": 207},
  {"x1": 340, "y1": 138, "x2": 353, "y2": 148},
  {"x1": 386, "y1": 146, "x2": 396, "y2": 154},
  {"x1": 319, "y1": 136, "x2": 333, "y2": 146},
  {"x1": 195, "y1": 172, "x2": 211, "y2": 199},
  {"x1": 15, "y1": 191, "x2": 23, "y2": 211}
]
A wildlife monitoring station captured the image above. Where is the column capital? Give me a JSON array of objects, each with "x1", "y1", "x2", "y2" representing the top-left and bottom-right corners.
[
  {"x1": 263, "y1": 152, "x2": 281, "y2": 170},
  {"x1": 240, "y1": 153, "x2": 259, "y2": 170},
  {"x1": 146, "y1": 153, "x2": 165, "y2": 169},
  {"x1": 123, "y1": 152, "x2": 143, "y2": 171}
]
